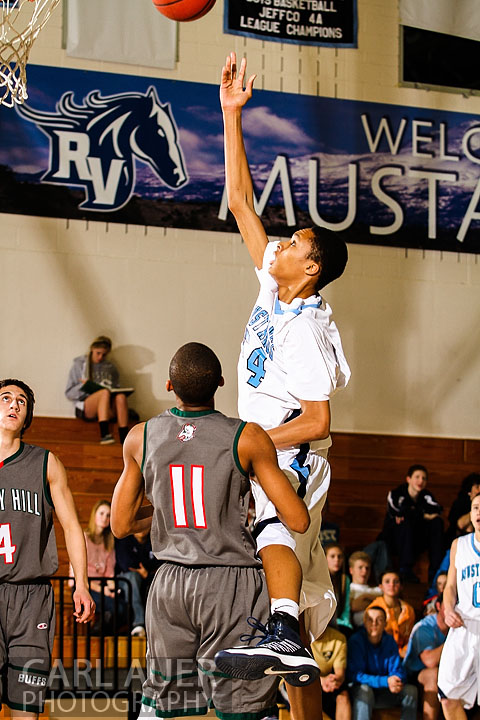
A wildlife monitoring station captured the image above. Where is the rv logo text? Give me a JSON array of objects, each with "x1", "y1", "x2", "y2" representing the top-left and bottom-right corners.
[{"x1": 17, "y1": 87, "x2": 188, "y2": 211}]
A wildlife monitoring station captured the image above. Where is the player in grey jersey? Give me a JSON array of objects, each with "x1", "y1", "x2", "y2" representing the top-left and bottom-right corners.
[
  {"x1": 0, "y1": 379, "x2": 95, "y2": 718},
  {"x1": 111, "y1": 343, "x2": 316, "y2": 720}
]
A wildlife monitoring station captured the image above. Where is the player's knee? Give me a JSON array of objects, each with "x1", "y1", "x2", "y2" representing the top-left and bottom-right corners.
[
  {"x1": 419, "y1": 667, "x2": 438, "y2": 692},
  {"x1": 336, "y1": 690, "x2": 351, "y2": 708},
  {"x1": 441, "y1": 697, "x2": 462, "y2": 712}
]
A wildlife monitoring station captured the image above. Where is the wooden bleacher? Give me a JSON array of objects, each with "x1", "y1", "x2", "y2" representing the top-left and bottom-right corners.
[
  {"x1": 23, "y1": 417, "x2": 131, "y2": 672},
  {"x1": 24, "y1": 417, "x2": 124, "y2": 574},
  {"x1": 328, "y1": 432, "x2": 480, "y2": 554},
  {"x1": 24, "y1": 417, "x2": 480, "y2": 582},
  {"x1": 16, "y1": 419, "x2": 480, "y2": 718}
]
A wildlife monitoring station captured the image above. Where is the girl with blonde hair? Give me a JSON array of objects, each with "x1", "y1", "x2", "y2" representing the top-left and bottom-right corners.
[{"x1": 65, "y1": 335, "x2": 130, "y2": 445}]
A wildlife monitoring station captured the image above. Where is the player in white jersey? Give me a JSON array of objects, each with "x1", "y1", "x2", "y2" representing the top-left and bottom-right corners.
[
  {"x1": 218, "y1": 52, "x2": 350, "y2": 720},
  {"x1": 438, "y1": 493, "x2": 480, "y2": 719}
]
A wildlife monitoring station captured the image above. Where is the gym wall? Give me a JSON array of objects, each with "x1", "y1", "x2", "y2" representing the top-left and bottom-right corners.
[{"x1": 1, "y1": 0, "x2": 479, "y2": 439}]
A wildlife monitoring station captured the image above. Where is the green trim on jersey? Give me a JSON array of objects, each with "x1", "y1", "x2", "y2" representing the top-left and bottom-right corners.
[
  {"x1": 42, "y1": 450, "x2": 53, "y2": 507},
  {"x1": 8, "y1": 700, "x2": 44, "y2": 714},
  {"x1": 170, "y1": 407, "x2": 219, "y2": 418},
  {"x1": 141, "y1": 421, "x2": 148, "y2": 474},
  {"x1": 198, "y1": 665, "x2": 232, "y2": 679},
  {"x1": 233, "y1": 421, "x2": 248, "y2": 477},
  {"x1": 151, "y1": 668, "x2": 197, "y2": 681},
  {"x1": 0, "y1": 441, "x2": 25, "y2": 466},
  {"x1": 141, "y1": 696, "x2": 209, "y2": 717},
  {"x1": 8, "y1": 662, "x2": 49, "y2": 676}
]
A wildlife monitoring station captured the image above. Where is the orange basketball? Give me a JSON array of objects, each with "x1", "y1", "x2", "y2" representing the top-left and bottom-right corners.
[{"x1": 152, "y1": 0, "x2": 216, "y2": 22}]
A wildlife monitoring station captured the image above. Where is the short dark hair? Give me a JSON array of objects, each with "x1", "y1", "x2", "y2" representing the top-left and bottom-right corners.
[
  {"x1": 471, "y1": 490, "x2": 480, "y2": 505},
  {"x1": 462, "y1": 473, "x2": 480, "y2": 495},
  {"x1": 169, "y1": 343, "x2": 222, "y2": 405},
  {"x1": 365, "y1": 605, "x2": 387, "y2": 621},
  {"x1": 379, "y1": 568, "x2": 400, "y2": 583},
  {"x1": 0, "y1": 378, "x2": 35, "y2": 435},
  {"x1": 407, "y1": 463, "x2": 428, "y2": 478},
  {"x1": 305, "y1": 227, "x2": 348, "y2": 291}
]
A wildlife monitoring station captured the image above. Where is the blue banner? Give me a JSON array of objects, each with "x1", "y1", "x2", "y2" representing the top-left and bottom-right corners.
[{"x1": 0, "y1": 64, "x2": 479, "y2": 253}]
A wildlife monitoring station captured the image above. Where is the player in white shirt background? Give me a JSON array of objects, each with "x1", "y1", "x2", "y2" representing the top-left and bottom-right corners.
[{"x1": 438, "y1": 492, "x2": 480, "y2": 719}]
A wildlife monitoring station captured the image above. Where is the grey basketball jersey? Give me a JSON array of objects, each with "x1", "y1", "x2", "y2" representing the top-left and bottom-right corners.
[
  {"x1": 142, "y1": 408, "x2": 261, "y2": 568},
  {"x1": 0, "y1": 443, "x2": 58, "y2": 582}
]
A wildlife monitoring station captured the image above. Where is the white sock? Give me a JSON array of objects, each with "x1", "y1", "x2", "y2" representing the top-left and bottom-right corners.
[{"x1": 271, "y1": 598, "x2": 299, "y2": 620}]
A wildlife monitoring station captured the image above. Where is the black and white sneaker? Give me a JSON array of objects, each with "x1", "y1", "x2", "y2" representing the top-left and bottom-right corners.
[{"x1": 215, "y1": 611, "x2": 319, "y2": 687}]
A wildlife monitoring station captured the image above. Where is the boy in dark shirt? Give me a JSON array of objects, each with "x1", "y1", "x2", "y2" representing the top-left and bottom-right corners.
[{"x1": 381, "y1": 465, "x2": 443, "y2": 584}]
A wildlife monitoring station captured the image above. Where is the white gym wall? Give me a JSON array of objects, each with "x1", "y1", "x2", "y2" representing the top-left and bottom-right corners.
[{"x1": 1, "y1": 0, "x2": 479, "y2": 438}]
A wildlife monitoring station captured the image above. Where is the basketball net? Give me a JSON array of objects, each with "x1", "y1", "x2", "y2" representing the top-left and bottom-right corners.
[{"x1": 0, "y1": 0, "x2": 60, "y2": 107}]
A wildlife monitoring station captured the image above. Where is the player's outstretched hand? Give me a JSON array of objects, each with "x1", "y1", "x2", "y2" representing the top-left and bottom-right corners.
[
  {"x1": 73, "y1": 587, "x2": 96, "y2": 623},
  {"x1": 220, "y1": 51, "x2": 256, "y2": 111},
  {"x1": 444, "y1": 607, "x2": 464, "y2": 628}
]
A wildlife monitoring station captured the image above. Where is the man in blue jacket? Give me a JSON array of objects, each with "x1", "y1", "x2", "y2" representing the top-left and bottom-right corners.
[{"x1": 347, "y1": 606, "x2": 417, "y2": 720}]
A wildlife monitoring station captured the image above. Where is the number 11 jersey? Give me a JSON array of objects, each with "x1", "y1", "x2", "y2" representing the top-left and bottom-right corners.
[{"x1": 142, "y1": 408, "x2": 261, "y2": 568}]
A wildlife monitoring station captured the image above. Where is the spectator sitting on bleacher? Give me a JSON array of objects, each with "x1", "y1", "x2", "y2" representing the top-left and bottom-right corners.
[
  {"x1": 366, "y1": 570, "x2": 415, "y2": 658},
  {"x1": 349, "y1": 551, "x2": 382, "y2": 628},
  {"x1": 403, "y1": 595, "x2": 448, "y2": 720},
  {"x1": 347, "y1": 606, "x2": 417, "y2": 720},
  {"x1": 311, "y1": 624, "x2": 351, "y2": 720},
  {"x1": 379, "y1": 464, "x2": 444, "y2": 584},
  {"x1": 70, "y1": 499, "x2": 126, "y2": 631},
  {"x1": 423, "y1": 572, "x2": 448, "y2": 616},
  {"x1": 115, "y1": 528, "x2": 160, "y2": 637},
  {"x1": 445, "y1": 472, "x2": 480, "y2": 547},
  {"x1": 325, "y1": 543, "x2": 353, "y2": 637},
  {"x1": 65, "y1": 335, "x2": 131, "y2": 445}
]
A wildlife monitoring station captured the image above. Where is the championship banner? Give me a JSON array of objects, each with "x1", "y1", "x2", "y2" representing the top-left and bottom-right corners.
[
  {"x1": 0, "y1": 63, "x2": 479, "y2": 254},
  {"x1": 224, "y1": 0, "x2": 357, "y2": 47}
]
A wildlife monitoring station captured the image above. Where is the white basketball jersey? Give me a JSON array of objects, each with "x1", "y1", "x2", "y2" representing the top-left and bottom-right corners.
[
  {"x1": 238, "y1": 242, "x2": 350, "y2": 439},
  {"x1": 455, "y1": 533, "x2": 480, "y2": 619}
]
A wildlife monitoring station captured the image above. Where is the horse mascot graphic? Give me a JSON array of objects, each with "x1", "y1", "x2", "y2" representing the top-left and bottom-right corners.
[
  {"x1": 17, "y1": 86, "x2": 188, "y2": 211},
  {"x1": 177, "y1": 423, "x2": 196, "y2": 443}
]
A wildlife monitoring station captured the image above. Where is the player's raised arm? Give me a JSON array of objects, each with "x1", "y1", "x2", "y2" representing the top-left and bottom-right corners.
[
  {"x1": 220, "y1": 51, "x2": 268, "y2": 269},
  {"x1": 238, "y1": 422, "x2": 309, "y2": 533},
  {"x1": 47, "y1": 453, "x2": 95, "y2": 623},
  {"x1": 111, "y1": 423, "x2": 153, "y2": 538}
]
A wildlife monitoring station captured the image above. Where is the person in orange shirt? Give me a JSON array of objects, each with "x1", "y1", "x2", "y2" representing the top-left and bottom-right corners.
[{"x1": 367, "y1": 570, "x2": 415, "y2": 657}]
